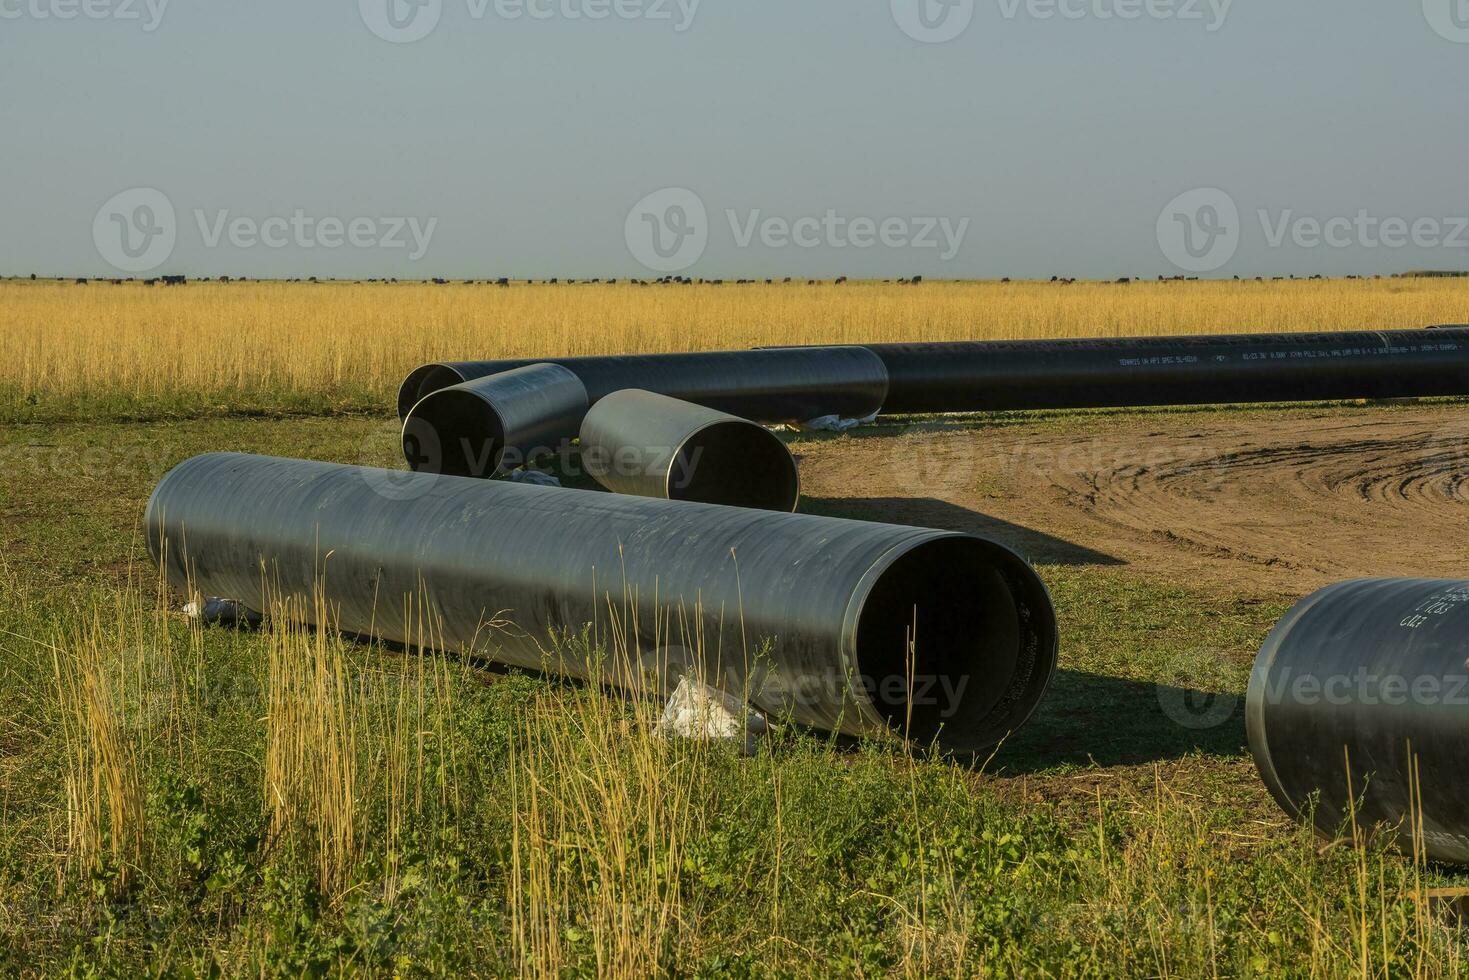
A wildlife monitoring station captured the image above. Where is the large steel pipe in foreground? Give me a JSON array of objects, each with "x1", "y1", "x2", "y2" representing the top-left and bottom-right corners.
[
  {"x1": 865, "y1": 328, "x2": 1469, "y2": 414},
  {"x1": 396, "y1": 347, "x2": 889, "y2": 423},
  {"x1": 147, "y1": 453, "x2": 1057, "y2": 754},
  {"x1": 579, "y1": 389, "x2": 800, "y2": 512},
  {"x1": 1247, "y1": 579, "x2": 1469, "y2": 864},
  {"x1": 403, "y1": 363, "x2": 588, "y2": 477}
]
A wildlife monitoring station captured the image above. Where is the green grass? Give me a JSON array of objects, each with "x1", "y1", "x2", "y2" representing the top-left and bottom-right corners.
[
  {"x1": 0, "y1": 382, "x2": 393, "y2": 426},
  {"x1": 2, "y1": 415, "x2": 1467, "y2": 976}
]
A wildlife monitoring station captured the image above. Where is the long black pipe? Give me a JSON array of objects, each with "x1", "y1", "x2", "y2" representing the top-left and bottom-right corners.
[
  {"x1": 579, "y1": 389, "x2": 801, "y2": 512},
  {"x1": 404, "y1": 328, "x2": 1469, "y2": 422},
  {"x1": 863, "y1": 328, "x2": 1469, "y2": 414},
  {"x1": 397, "y1": 347, "x2": 890, "y2": 423},
  {"x1": 148, "y1": 453, "x2": 1058, "y2": 754},
  {"x1": 1247, "y1": 579, "x2": 1469, "y2": 864},
  {"x1": 403, "y1": 363, "x2": 588, "y2": 478}
]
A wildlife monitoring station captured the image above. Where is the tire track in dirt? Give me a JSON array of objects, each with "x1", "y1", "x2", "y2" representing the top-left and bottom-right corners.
[{"x1": 798, "y1": 406, "x2": 1469, "y2": 596}]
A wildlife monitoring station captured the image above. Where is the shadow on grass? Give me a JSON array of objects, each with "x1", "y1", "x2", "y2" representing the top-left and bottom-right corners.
[
  {"x1": 803, "y1": 495, "x2": 1122, "y2": 567},
  {"x1": 538, "y1": 459, "x2": 1120, "y2": 568},
  {"x1": 195, "y1": 615, "x2": 1245, "y2": 775},
  {"x1": 989, "y1": 669, "x2": 1246, "y2": 775}
]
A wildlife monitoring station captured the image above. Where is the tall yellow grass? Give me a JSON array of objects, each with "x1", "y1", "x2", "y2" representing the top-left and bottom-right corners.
[
  {"x1": 509, "y1": 681, "x2": 702, "y2": 978},
  {"x1": 4, "y1": 278, "x2": 1468, "y2": 403},
  {"x1": 51, "y1": 611, "x2": 149, "y2": 894},
  {"x1": 263, "y1": 590, "x2": 462, "y2": 906},
  {"x1": 48, "y1": 582, "x2": 195, "y2": 895},
  {"x1": 21, "y1": 569, "x2": 1469, "y2": 975}
]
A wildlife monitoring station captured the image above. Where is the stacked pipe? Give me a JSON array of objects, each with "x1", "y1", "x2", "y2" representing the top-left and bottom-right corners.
[
  {"x1": 400, "y1": 345, "x2": 890, "y2": 510},
  {"x1": 398, "y1": 327, "x2": 1469, "y2": 513}
]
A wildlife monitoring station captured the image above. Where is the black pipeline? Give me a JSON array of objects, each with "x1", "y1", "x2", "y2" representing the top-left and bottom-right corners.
[
  {"x1": 865, "y1": 328, "x2": 1469, "y2": 414},
  {"x1": 397, "y1": 346, "x2": 890, "y2": 423},
  {"x1": 404, "y1": 363, "x2": 588, "y2": 478},
  {"x1": 405, "y1": 328, "x2": 1469, "y2": 422},
  {"x1": 579, "y1": 389, "x2": 800, "y2": 512},
  {"x1": 148, "y1": 453, "x2": 1058, "y2": 754},
  {"x1": 1247, "y1": 578, "x2": 1469, "y2": 864}
]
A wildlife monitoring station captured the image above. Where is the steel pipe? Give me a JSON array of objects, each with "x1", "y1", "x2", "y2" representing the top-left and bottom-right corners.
[
  {"x1": 396, "y1": 347, "x2": 890, "y2": 424},
  {"x1": 864, "y1": 328, "x2": 1469, "y2": 414},
  {"x1": 1247, "y1": 578, "x2": 1469, "y2": 863},
  {"x1": 579, "y1": 389, "x2": 800, "y2": 512},
  {"x1": 147, "y1": 453, "x2": 1057, "y2": 754},
  {"x1": 402, "y1": 363, "x2": 588, "y2": 478}
]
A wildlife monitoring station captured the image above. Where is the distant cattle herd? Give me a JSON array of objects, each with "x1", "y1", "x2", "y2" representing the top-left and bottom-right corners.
[{"x1": 34, "y1": 272, "x2": 1394, "y2": 286}]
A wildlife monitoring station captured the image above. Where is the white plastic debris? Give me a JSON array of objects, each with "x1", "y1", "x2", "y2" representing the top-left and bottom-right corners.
[
  {"x1": 655, "y1": 677, "x2": 769, "y2": 755},
  {"x1": 792, "y1": 411, "x2": 880, "y2": 434},
  {"x1": 508, "y1": 469, "x2": 562, "y2": 487},
  {"x1": 182, "y1": 596, "x2": 261, "y2": 627}
]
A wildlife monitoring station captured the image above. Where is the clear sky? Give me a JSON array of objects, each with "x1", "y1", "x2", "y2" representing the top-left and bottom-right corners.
[{"x1": 2, "y1": 0, "x2": 1466, "y2": 280}]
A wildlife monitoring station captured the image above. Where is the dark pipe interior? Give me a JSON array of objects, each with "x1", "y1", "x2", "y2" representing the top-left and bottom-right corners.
[
  {"x1": 670, "y1": 422, "x2": 800, "y2": 512},
  {"x1": 397, "y1": 364, "x2": 471, "y2": 420},
  {"x1": 404, "y1": 390, "x2": 506, "y2": 477},
  {"x1": 855, "y1": 537, "x2": 1054, "y2": 752},
  {"x1": 417, "y1": 365, "x2": 470, "y2": 405},
  {"x1": 398, "y1": 364, "x2": 435, "y2": 419}
]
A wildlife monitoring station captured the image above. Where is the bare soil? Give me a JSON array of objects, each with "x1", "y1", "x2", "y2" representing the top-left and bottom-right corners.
[{"x1": 797, "y1": 403, "x2": 1469, "y2": 599}]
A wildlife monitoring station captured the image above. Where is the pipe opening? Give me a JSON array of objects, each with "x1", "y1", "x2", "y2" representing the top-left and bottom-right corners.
[
  {"x1": 397, "y1": 365, "x2": 435, "y2": 420},
  {"x1": 854, "y1": 537, "x2": 1056, "y2": 753},
  {"x1": 404, "y1": 389, "x2": 506, "y2": 477},
  {"x1": 669, "y1": 421, "x2": 800, "y2": 512},
  {"x1": 419, "y1": 365, "x2": 470, "y2": 402},
  {"x1": 397, "y1": 364, "x2": 468, "y2": 420}
]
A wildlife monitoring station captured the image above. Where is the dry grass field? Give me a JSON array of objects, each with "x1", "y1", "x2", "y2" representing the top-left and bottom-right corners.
[{"x1": 3, "y1": 276, "x2": 1468, "y2": 419}]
